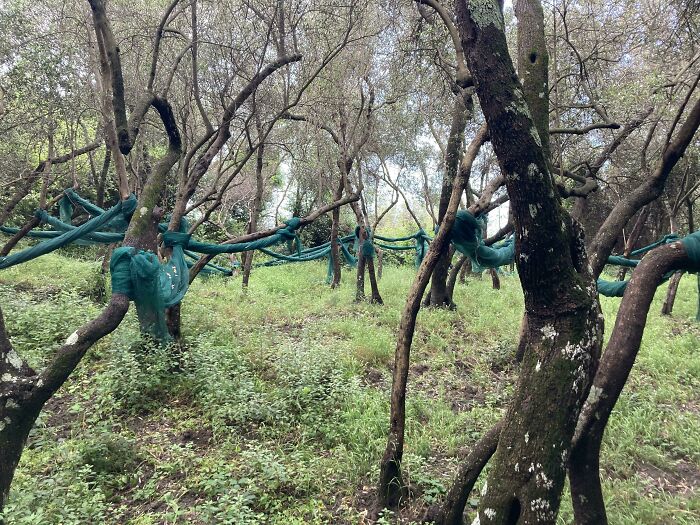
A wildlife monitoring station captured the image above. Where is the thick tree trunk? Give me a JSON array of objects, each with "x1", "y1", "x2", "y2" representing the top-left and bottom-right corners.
[
  {"x1": 569, "y1": 242, "x2": 691, "y2": 525},
  {"x1": 455, "y1": 2, "x2": 603, "y2": 522},
  {"x1": 0, "y1": 295, "x2": 129, "y2": 518},
  {"x1": 515, "y1": 0, "x2": 549, "y2": 160}
]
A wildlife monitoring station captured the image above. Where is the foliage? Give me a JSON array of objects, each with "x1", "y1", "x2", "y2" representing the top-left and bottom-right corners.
[{"x1": 0, "y1": 253, "x2": 698, "y2": 523}]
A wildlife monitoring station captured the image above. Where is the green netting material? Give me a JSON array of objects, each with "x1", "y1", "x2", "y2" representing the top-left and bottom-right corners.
[
  {"x1": 598, "y1": 231, "x2": 700, "y2": 298},
  {"x1": 450, "y1": 210, "x2": 515, "y2": 270},
  {"x1": 372, "y1": 229, "x2": 431, "y2": 268},
  {"x1": 64, "y1": 188, "x2": 132, "y2": 232},
  {"x1": 0, "y1": 195, "x2": 137, "y2": 270},
  {"x1": 110, "y1": 243, "x2": 189, "y2": 341},
  {"x1": 161, "y1": 217, "x2": 302, "y2": 255},
  {"x1": 59, "y1": 196, "x2": 73, "y2": 223}
]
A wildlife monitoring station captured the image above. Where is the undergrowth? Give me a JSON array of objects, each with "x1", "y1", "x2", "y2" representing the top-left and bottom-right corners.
[{"x1": 0, "y1": 252, "x2": 698, "y2": 524}]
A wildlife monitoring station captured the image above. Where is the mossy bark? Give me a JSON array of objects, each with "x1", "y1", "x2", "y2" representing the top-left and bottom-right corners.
[
  {"x1": 0, "y1": 296, "x2": 129, "y2": 519},
  {"x1": 569, "y1": 242, "x2": 689, "y2": 524},
  {"x1": 455, "y1": 1, "x2": 603, "y2": 522}
]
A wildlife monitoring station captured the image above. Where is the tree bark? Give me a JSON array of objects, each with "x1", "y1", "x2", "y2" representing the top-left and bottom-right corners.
[
  {"x1": 0, "y1": 296, "x2": 129, "y2": 518},
  {"x1": 515, "y1": 0, "x2": 550, "y2": 160},
  {"x1": 616, "y1": 206, "x2": 650, "y2": 280},
  {"x1": 661, "y1": 271, "x2": 683, "y2": 315},
  {"x1": 588, "y1": 95, "x2": 700, "y2": 277},
  {"x1": 376, "y1": 124, "x2": 488, "y2": 511},
  {"x1": 447, "y1": 255, "x2": 469, "y2": 299},
  {"x1": 569, "y1": 241, "x2": 691, "y2": 525},
  {"x1": 427, "y1": 95, "x2": 470, "y2": 308},
  {"x1": 330, "y1": 176, "x2": 344, "y2": 288},
  {"x1": 489, "y1": 268, "x2": 500, "y2": 289},
  {"x1": 455, "y1": 2, "x2": 603, "y2": 522},
  {"x1": 426, "y1": 421, "x2": 503, "y2": 525},
  {"x1": 242, "y1": 134, "x2": 266, "y2": 288}
]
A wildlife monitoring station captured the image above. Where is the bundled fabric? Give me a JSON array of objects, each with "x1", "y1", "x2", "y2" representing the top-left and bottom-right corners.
[
  {"x1": 0, "y1": 195, "x2": 137, "y2": 270},
  {"x1": 374, "y1": 228, "x2": 432, "y2": 268},
  {"x1": 450, "y1": 210, "x2": 515, "y2": 270},
  {"x1": 161, "y1": 217, "x2": 302, "y2": 255},
  {"x1": 598, "y1": 231, "x2": 700, "y2": 298},
  {"x1": 110, "y1": 243, "x2": 189, "y2": 341}
]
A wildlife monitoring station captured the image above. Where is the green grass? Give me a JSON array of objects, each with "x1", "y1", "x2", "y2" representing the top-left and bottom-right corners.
[{"x1": 0, "y1": 252, "x2": 698, "y2": 524}]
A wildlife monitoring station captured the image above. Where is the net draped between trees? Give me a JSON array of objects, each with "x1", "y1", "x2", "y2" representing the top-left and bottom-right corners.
[{"x1": 2, "y1": 190, "x2": 699, "y2": 341}]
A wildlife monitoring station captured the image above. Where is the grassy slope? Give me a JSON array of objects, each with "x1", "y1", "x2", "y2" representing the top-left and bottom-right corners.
[{"x1": 0, "y1": 252, "x2": 698, "y2": 524}]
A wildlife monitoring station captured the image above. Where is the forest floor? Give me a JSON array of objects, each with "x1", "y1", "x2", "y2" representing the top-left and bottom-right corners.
[{"x1": 1, "y1": 251, "x2": 699, "y2": 524}]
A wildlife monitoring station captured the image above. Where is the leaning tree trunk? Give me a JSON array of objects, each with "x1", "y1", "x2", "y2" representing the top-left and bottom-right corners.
[
  {"x1": 0, "y1": 295, "x2": 130, "y2": 520},
  {"x1": 376, "y1": 124, "x2": 489, "y2": 511},
  {"x1": 588, "y1": 94, "x2": 700, "y2": 278},
  {"x1": 455, "y1": 2, "x2": 603, "y2": 522},
  {"x1": 426, "y1": 421, "x2": 503, "y2": 525},
  {"x1": 447, "y1": 254, "x2": 469, "y2": 300},
  {"x1": 569, "y1": 240, "x2": 694, "y2": 525},
  {"x1": 660, "y1": 271, "x2": 683, "y2": 315}
]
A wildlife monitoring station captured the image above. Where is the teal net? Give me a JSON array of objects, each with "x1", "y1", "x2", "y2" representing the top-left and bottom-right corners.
[
  {"x1": 110, "y1": 243, "x2": 189, "y2": 341},
  {"x1": 0, "y1": 195, "x2": 137, "y2": 270},
  {"x1": 450, "y1": 210, "x2": 515, "y2": 270},
  {"x1": 598, "y1": 231, "x2": 700, "y2": 298},
  {"x1": 374, "y1": 229, "x2": 432, "y2": 268}
]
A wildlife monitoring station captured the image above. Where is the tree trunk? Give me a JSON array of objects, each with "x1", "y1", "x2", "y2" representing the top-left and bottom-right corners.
[
  {"x1": 515, "y1": 0, "x2": 549, "y2": 161},
  {"x1": 489, "y1": 268, "x2": 500, "y2": 289},
  {"x1": 660, "y1": 271, "x2": 683, "y2": 315},
  {"x1": 427, "y1": 95, "x2": 470, "y2": 308},
  {"x1": 426, "y1": 421, "x2": 503, "y2": 525},
  {"x1": 0, "y1": 295, "x2": 130, "y2": 518},
  {"x1": 376, "y1": 125, "x2": 488, "y2": 511},
  {"x1": 588, "y1": 95, "x2": 700, "y2": 277},
  {"x1": 569, "y1": 241, "x2": 691, "y2": 525},
  {"x1": 330, "y1": 178, "x2": 344, "y2": 288},
  {"x1": 355, "y1": 242, "x2": 366, "y2": 302},
  {"x1": 616, "y1": 206, "x2": 650, "y2": 280},
  {"x1": 459, "y1": 256, "x2": 471, "y2": 283},
  {"x1": 242, "y1": 123, "x2": 265, "y2": 289},
  {"x1": 448, "y1": 255, "x2": 469, "y2": 299},
  {"x1": 455, "y1": 2, "x2": 603, "y2": 522},
  {"x1": 367, "y1": 256, "x2": 383, "y2": 304}
]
